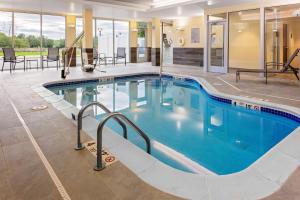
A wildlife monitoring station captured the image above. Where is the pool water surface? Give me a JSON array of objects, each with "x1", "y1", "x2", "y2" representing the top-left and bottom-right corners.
[{"x1": 48, "y1": 75, "x2": 299, "y2": 175}]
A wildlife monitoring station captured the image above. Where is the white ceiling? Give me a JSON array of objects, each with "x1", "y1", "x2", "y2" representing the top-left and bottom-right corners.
[{"x1": 0, "y1": 0, "x2": 257, "y2": 20}]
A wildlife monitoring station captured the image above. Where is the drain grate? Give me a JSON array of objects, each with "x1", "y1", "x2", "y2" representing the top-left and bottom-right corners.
[{"x1": 31, "y1": 105, "x2": 48, "y2": 111}]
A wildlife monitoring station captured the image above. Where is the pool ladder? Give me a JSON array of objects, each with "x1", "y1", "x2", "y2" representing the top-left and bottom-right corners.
[{"x1": 75, "y1": 101, "x2": 151, "y2": 171}]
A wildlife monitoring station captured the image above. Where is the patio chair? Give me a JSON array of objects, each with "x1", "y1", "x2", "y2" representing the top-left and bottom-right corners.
[
  {"x1": 114, "y1": 47, "x2": 126, "y2": 65},
  {"x1": 99, "y1": 53, "x2": 106, "y2": 65},
  {"x1": 1, "y1": 48, "x2": 25, "y2": 73},
  {"x1": 42, "y1": 48, "x2": 60, "y2": 70},
  {"x1": 236, "y1": 48, "x2": 300, "y2": 84}
]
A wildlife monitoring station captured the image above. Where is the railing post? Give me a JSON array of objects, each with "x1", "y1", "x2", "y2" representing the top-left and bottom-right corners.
[
  {"x1": 94, "y1": 122, "x2": 105, "y2": 171},
  {"x1": 74, "y1": 101, "x2": 128, "y2": 151},
  {"x1": 75, "y1": 110, "x2": 85, "y2": 150},
  {"x1": 92, "y1": 112, "x2": 151, "y2": 171}
]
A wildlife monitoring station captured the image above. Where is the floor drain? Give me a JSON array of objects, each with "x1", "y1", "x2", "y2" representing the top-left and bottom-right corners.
[{"x1": 31, "y1": 105, "x2": 48, "y2": 111}]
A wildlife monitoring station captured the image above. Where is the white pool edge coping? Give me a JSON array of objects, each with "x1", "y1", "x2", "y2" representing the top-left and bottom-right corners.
[{"x1": 32, "y1": 71, "x2": 300, "y2": 200}]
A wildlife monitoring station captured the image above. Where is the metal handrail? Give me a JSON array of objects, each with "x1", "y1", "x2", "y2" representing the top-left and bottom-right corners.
[
  {"x1": 75, "y1": 102, "x2": 127, "y2": 150},
  {"x1": 61, "y1": 31, "x2": 85, "y2": 79},
  {"x1": 94, "y1": 112, "x2": 151, "y2": 171}
]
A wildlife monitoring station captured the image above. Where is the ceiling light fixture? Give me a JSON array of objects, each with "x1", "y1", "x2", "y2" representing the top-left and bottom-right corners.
[
  {"x1": 70, "y1": 2, "x2": 75, "y2": 12},
  {"x1": 207, "y1": 0, "x2": 213, "y2": 6},
  {"x1": 152, "y1": 0, "x2": 204, "y2": 8},
  {"x1": 177, "y1": 6, "x2": 182, "y2": 16}
]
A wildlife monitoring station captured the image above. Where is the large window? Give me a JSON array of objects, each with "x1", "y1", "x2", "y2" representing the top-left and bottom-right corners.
[
  {"x1": 75, "y1": 17, "x2": 83, "y2": 63},
  {"x1": 0, "y1": 11, "x2": 12, "y2": 50},
  {"x1": 42, "y1": 15, "x2": 65, "y2": 58},
  {"x1": 76, "y1": 17, "x2": 83, "y2": 37},
  {"x1": 0, "y1": 11, "x2": 66, "y2": 69},
  {"x1": 93, "y1": 19, "x2": 97, "y2": 48},
  {"x1": 265, "y1": 5, "x2": 300, "y2": 71},
  {"x1": 137, "y1": 22, "x2": 147, "y2": 62},
  {"x1": 229, "y1": 9, "x2": 260, "y2": 69},
  {"x1": 97, "y1": 19, "x2": 114, "y2": 57},
  {"x1": 42, "y1": 15, "x2": 65, "y2": 48},
  {"x1": 114, "y1": 21, "x2": 129, "y2": 61},
  {"x1": 14, "y1": 12, "x2": 41, "y2": 56}
]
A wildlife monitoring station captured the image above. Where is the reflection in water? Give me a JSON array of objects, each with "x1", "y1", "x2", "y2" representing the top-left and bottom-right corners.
[{"x1": 49, "y1": 77, "x2": 299, "y2": 175}]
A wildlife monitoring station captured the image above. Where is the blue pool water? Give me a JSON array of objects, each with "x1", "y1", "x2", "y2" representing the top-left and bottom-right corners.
[{"x1": 48, "y1": 75, "x2": 300, "y2": 175}]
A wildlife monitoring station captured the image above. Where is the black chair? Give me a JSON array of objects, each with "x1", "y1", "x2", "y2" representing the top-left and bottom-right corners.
[
  {"x1": 42, "y1": 48, "x2": 60, "y2": 70},
  {"x1": 114, "y1": 47, "x2": 126, "y2": 65},
  {"x1": 1, "y1": 48, "x2": 25, "y2": 73}
]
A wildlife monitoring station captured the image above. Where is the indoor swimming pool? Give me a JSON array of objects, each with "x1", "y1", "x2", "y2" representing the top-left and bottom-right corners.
[{"x1": 47, "y1": 75, "x2": 300, "y2": 175}]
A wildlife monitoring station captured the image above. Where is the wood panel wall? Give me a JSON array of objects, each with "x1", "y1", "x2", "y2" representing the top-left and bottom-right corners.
[{"x1": 173, "y1": 48, "x2": 203, "y2": 67}]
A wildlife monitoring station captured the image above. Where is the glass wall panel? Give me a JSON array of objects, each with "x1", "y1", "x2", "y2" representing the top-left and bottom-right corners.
[
  {"x1": 42, "y1": 15, "x2": 65, "y2": 58},
  {"x1": 76, "y1": 17, "x2": 83, "y2": 37},
  {"x1": 114, "y1": 21, "x2": 129, "y2": 61},
  {"x1": 42, "y1": 15, "x2": 65, "y2": 48},
  {"x1": 229, "y1": 9, "x2": 260, "y2": 69},
  {"x1": 0, "y1": 11, "x2": 13, "y2": 52},
  {"x1": 137, "y1": 22, "x2": 147, "y2": 62},
  {"x1": 93, "y1": 19, "x2": 97, "y2": 48},
  {"x1": 162, "y1": 22, "x2": 174, "y2": 65},
  {"x1": 96, "y1": 19, "x2": 114, "y2": 59},
  {"x1": 14, "y1": 12, "x2": 41, "y2": 57},
  {"x1": 76, "y1": 17, "x2": 83, "y2": 63},
  {"x1": 265, "y1": 5, "x2": 300, "y2": 72}
]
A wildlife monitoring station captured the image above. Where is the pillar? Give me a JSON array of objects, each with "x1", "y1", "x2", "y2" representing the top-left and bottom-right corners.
[
  {"x1": 130, "y1": 20, "x2": 138, "y2": 63},
  {"x1": 259, "y1": 0, "x2": 265, "y2": 74},
  {"x1": 151, "y1": 18, "x2": 161, "y2": 66},
  {"x1": 82, "y1": 8, "x2": 93, "y2": 49},
  {"x1": 65, "y1": 15, "x2": 76, "y2": 66},
  {"x1": 147, "y1": 22, "x2": 152, "y2": 62},
  {"x1": 66, "y1": 15, "x2": 76, "y2": 47}
]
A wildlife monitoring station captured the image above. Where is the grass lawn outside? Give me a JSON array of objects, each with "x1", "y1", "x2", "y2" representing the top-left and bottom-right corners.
[{"x1": 0, "y1": 51, "x2": 48, "y2": 57}]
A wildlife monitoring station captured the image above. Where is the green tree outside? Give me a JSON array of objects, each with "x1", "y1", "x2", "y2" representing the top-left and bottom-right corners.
[{"x1": 0, "y1": 32, "x2": 65, "y2": 56}]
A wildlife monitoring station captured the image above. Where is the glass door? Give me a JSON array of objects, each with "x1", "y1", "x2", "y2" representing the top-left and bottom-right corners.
[
  {"x1": 208, "y1": 21, "x2": 228, "y2": 73},
  {"x1": 137, "y1": 22, "x2": 147, "y2": 63}
]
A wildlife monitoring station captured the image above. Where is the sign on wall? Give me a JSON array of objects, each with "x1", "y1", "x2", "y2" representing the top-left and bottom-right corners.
[{"x1": 191, "y1": 28, "x2": 200, "y2": 43}]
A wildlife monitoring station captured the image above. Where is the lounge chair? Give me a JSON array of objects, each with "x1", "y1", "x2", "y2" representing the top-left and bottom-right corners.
[
  {"x1": 114, "y1": 47, "x2": 126, "y2": 65},
  {"x1": 42, "y1": 48, "x2": 60, "y2": 70},
  {"x1": 1, "y1": 48, "x2": 25, "y2": 73},
  {"x1": 236, "y1": 48, "x2": 300, "y2": 84}
]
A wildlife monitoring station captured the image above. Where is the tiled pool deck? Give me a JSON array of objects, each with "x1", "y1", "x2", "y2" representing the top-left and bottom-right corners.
[{"x1": 0, "y1": 63, "x2": 300, "y2": 199}]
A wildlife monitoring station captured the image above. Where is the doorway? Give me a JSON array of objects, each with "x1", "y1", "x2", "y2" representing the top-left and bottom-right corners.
[{"x1": 208, "y1": 21, "x2": 228, "y2": 73}]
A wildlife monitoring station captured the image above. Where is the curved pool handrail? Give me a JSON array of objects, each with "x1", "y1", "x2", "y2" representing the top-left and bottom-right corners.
[
  {"x1": 75, "y1": 101, "x2": 127, "y2": 150},
  {"x1": 94, "y1": 112, "x2": 151, "y2": 171}
]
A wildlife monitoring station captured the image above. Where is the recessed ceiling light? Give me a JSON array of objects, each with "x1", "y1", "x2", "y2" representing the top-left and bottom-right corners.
[
  {"x1": 152, "y1": 0, "x2": 198, "y2": 8},
  {"x1": 177, "y1": 6, "x2": 182, "y2": 16},
  {"x1": 70, "y1": 2, "x2": 75, "y2": 12}
]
